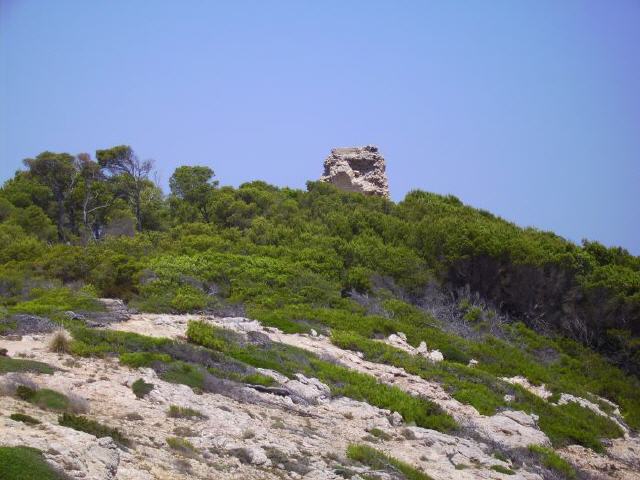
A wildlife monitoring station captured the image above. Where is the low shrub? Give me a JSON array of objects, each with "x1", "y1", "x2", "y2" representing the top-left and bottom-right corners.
[
  {"x1": 0, "y1": 446, "x2": 66, "y2": 480},
  {"x1": 527, "y1": 445, "x2": 577, "y2": 479},
  {"x1": 8, "y1": 286, "x2": 102, "y2": 316},
  {"x1": 120, "y1": 352, "x2": 172, "y2": 368},
  {"x1": 160, "y1": 362, "x2": 205, "y2": 389},
  {"x1": 346, "y1": 444, "x2": 433, "y2": 480},
  {"x1": 131, "y1": 379, "x2": 154, "y2": 399},
  {"x1": 58, "y1": 413, "x2": 131, "y2": 447},
  {"x1": 9, "y1": 413, "x2": 40, "y2": 425},
  {"x1": 0, "y1": 357, "x2": 54, "y2": 374},
  {"x1": 16, "y1": 386, "x2": 70, "y2": 412}
]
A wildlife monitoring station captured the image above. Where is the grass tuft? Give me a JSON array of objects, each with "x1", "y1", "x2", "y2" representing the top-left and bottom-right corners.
[
  {"x1": 48, "y1": 330, "x2": 71, "y2": 354},
  {"x1": 167, "y1": 404, "x2": 207, "y2": 419},
  {"x1": 166, "y1": 436, "x2": 197, "y2": 454}
]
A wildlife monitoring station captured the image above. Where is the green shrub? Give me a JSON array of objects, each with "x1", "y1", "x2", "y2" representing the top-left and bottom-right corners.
[
  {"x1": 534, "y1": 400, "x2": 623, "y2": 452},
  {"x1": 527, "y1": 445, "x2": 577, "y2": 479},
  {"x1": 131, "y1": 379, "x2": 154, "y2": 399},
  {"x1": 0, "y1": 357, "x2": 54, "y2": 374},
  {"x1": 0, "y1": 446, "x2": 66, "y2": 480},
  {"x1": 346, "y1": 444, "x2": 433, "y2": 480},
  {"x1": 9, "y1": 413, "x2": 40, "y2": 425},
  {"x1": 170, "y1": 285, "x2": 208, "y2": 312},
  {"x1": 160, "y1": 362, "x2": 205, "y2": 390},
  {"x1": 8, "y1": 287, "x2": 102, "y2": 316},
  {"x1": 58, "y1": 413, "x2": 130, "y2": 447},
  {"x1": 16, "y1": 387, "x2": 70, "y2": 412},
  {"x1": 120, "y1": 352, "x2": 172, "y2": 368}
]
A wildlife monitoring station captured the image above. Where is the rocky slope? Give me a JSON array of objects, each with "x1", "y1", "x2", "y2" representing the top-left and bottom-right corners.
[{"x1": 1, "y1": 306, "x2": 639, "y2": 480}]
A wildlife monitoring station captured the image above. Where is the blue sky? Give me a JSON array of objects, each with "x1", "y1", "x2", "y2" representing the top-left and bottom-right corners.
[{"x1": 1, "y1": 1, "x2": 639, "y2": 253}]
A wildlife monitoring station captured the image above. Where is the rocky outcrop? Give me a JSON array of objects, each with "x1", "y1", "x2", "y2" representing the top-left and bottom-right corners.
[
  {"x1": 320, "y1": 145, "x2": 390, "y2": 198},
  {"x1": 385, "y1": 332, "x2": 444, "y2": 363}
]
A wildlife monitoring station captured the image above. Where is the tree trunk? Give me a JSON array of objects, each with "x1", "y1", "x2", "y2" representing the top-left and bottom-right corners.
[
  {"x1": 134, "y1": 186, "x2": 142, "y2": 231},
  {"x1": 56, "y1": 196, "x2": 66, "y2": 241}
]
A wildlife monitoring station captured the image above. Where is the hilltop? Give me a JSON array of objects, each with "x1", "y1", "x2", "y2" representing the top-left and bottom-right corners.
[{"x1": 0, "y1": 146, "x2": 639, "y2": 479}]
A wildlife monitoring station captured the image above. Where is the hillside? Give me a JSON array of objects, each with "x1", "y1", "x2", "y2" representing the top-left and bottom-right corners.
[{"x1": 1, "y1": 147, "x2": 639, "y2": 479}]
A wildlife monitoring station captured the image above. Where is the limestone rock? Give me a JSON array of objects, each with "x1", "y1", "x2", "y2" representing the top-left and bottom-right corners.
[
  {"x1": 385, "y1": 332, "x2": 443, "y2": 363},
  {"x1": 320, "y1": 146, "x2": 389, "y2": 198},
  {"x1": 284, "y1": 373, "x2": 331, "y2": 404}
]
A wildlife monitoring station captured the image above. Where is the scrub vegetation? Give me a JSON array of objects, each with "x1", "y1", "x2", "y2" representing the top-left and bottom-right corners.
[{"x1": 1, "y1": 147, "x2": 639, "y2": 461}]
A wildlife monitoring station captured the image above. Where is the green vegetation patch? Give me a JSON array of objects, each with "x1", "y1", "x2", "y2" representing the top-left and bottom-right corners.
[
  {"x1": 0, "y1": 356, "x2": 54, "y2": 374},
  {"x1": 346, "y1": 444, "x2": 433, "y2": 480},
  {"x1": 8, "y1": 286, "x2": 103, "y2": 316},
  {"x1": 69, "y1": 326, "x2": 273, "y2": 391},
  {"x1": 0, "y1": 446, "x2": 66, "y2": 480},
  {"x1": 16, "y1": 386, "x2": 70, "y2": 412},
  {"x1": 58, "y1": 413, "x2": 130, "y2": 447},
  {"x1": 131, "y1": 379, "x2": 154, "y2": 399},
  {"x1": 527, "y1": 445, "x2": 577, "y2": 480},
  {"x1": 9, "y1": 413, "x2": 41, "y2": 425}
]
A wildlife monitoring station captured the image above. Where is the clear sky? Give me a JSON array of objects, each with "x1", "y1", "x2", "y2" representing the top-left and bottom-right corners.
[{"x1": 1, "y1": 1, "x2": 639, "y2": 253}]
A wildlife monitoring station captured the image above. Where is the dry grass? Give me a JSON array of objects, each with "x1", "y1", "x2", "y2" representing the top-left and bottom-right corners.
[{"x1": 48, "y1": 330, "x2": 71, "y2": 354}]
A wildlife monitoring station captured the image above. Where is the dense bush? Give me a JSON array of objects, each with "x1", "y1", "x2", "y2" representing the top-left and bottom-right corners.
[{"x1": 131, "y1": 379, "x2": 154, "y2": 399}]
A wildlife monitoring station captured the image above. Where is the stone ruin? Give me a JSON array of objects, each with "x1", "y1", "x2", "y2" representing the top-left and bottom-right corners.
[{"x1": 320, "y1": 145, "x2": 389, "y2": 198}]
